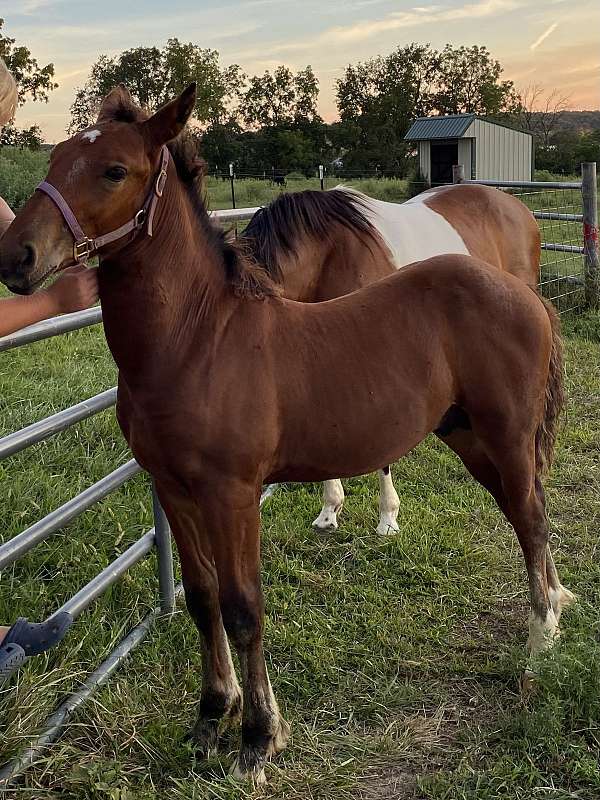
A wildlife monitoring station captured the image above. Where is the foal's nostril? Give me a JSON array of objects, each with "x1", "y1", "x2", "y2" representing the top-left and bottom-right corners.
[{"x1": 21, "y1": 243, "x2": 37, "y2": 268}]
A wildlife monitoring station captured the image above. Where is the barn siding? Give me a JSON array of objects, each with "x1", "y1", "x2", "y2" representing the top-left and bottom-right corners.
[{"x1": 464, "y1": 119, "x2": 532, "y2": 181}]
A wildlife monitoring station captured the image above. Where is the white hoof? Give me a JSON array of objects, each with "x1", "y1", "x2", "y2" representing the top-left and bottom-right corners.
[
  {"x1": 312, "y1": 508, "x2": 339, "y2": 531},
  {"x1": 230, "y1": 760, "x2": 267, "y2": 786},
  {"x1": 376, "y1": 513, "x2": 400, "y2": 536}
]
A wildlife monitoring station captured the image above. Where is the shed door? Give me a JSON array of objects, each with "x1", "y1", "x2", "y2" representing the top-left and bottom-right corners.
[{"x1": 430, "y1": 141, "x2": 458, "y2": 184}]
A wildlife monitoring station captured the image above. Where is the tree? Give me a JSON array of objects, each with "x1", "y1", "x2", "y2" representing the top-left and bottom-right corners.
[
  {"x1": 0, "y1": 17, "x2": 57, "y2": 105},
  {"x1": 335, "y1": 43, "x2": 524, "y2": 171},
  {"x1": 336, "y1": 44, "x2": 436, "y2": 172},
  {"x1": 0, "y1": 123, "x2": 43, "y2": 149},
  {"x1": 513, "y1": 85, "x2": 571, "y2": 147},
  {"x1": 69, "y1": 40, "x2": 244, "y2": 133},
  {"x1": 433, "y1": 45, "x2": 521, "y2": 116},
  {"x1": 241, "y1": 65, "x2": 321, "y2": 129}
]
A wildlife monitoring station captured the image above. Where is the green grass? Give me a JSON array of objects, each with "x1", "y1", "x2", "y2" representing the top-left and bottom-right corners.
[{"x1": 0, "y1": 309, "x2": 599, "y2": 799}]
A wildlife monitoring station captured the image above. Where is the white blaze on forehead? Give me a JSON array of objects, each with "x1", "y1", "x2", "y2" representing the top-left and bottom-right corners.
[{"x1": 81, "y1": 129, "x2": 102, "y2": 143}]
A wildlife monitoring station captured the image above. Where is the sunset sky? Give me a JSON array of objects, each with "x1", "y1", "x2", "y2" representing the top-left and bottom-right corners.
[{"x1": 6, "y1": 0, "x2": 600, "y2": 142}]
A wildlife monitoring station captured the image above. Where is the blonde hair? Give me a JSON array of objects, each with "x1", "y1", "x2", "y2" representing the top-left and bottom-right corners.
[{"x1": 0, "y1": 57, "x2": 18, "y2": 126}]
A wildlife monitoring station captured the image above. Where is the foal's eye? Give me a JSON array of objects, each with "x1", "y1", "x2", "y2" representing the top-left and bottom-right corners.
[{"x1": 105, "y1": 166, "x2": 128, "y2": 182}]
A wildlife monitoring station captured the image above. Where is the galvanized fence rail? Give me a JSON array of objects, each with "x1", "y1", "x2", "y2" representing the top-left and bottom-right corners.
[
  {"x1": 0, "y1": 207, "x2": 262, "y2": 789},
  {"x1": 453, "y1": 162, "x2": 599, "y2": 313}
]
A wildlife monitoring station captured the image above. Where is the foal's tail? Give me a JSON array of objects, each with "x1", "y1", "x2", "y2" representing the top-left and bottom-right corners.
[{"x1": 535, "y1": 296, "x2": 565, "y2": 476}]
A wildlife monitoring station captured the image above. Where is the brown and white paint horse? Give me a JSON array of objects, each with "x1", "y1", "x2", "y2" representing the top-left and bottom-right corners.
[
  {"x1": 242, "y1": 177, "x2": 541, "y2": 534},
  {"x1": 0, "y1": 85, "x2": 573, "y2": 784}
]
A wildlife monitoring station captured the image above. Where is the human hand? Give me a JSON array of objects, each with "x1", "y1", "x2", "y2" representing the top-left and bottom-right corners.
[{"x1": 44, "y1": 265, "x2": 99, "y2": 314}]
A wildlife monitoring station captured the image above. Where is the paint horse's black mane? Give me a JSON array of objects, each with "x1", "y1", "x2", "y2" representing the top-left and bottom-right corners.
[{"x1": 240, "y1": 188, "x2": 379, "y2": 283}]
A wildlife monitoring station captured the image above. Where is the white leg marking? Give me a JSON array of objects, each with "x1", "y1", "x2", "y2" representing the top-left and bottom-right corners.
[
  {"x1": 376, "y1": 468, "x2": 400, "y2": 535},
  {"x1": 548, "y1": 584, "x2": 576, "y2": 623},
  {"x1": 313, "y1": 479, "x2": 344, "y2": 531},
  {"x1": 528, "y1": 607, "x2": 560, "y2": 656}
]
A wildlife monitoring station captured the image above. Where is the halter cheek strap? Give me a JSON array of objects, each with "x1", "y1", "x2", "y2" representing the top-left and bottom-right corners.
[{"x1": 36, "y1": 145, "x2": 170, "y2": 263}]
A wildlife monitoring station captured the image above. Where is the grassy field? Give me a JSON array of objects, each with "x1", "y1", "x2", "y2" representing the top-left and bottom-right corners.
[{"x1": 0, "y1": 300, "x2": 599, "y2": 799}]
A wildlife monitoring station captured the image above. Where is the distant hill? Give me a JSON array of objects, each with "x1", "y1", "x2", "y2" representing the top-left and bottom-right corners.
[{"x1": 549, "y1": 111, "x2": 600, "y2": 133}]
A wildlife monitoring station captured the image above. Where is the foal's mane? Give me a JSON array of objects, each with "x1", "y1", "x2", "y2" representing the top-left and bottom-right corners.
[
  {"x1": 240, "y1": 188, "x2": 379, "y2": 283},
  {"x1": 99, "y1": 89, "x2": 277, "y2": 300}
]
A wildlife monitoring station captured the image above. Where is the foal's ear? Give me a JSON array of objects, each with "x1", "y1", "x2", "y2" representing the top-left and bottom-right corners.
[
  {"x1": 97, "y1": 84, "x2": 135, "y2": 123},
  {"x1": 144, "y1": 83, "x2": 197, "y2": 147}
]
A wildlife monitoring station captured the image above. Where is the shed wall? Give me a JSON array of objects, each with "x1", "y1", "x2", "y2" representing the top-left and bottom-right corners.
[{"x1": 464, "y1": 119, "x2": 532, "y2": 181}]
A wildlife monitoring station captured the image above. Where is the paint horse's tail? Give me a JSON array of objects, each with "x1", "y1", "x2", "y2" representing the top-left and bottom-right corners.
[{"x1": 535, "y1": 296, "x2": 565, "y2": 477}]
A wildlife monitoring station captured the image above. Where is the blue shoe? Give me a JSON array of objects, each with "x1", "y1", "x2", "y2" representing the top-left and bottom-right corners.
[
  {"x1": 0, "y1": 641, "x2": 26, "y2": 684},
  {"x1": 3, "y1": 612, "x2": 73, "y2": 657}
]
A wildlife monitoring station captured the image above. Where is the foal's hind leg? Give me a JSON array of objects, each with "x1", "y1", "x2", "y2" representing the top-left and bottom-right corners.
[
  {"x1": 156, "y1": 486, "x2": 242, "y2": 757},
  {"x1": 313, "y1": 479, "x2": 344, "y2": 531},
  {"x1": 438, "y1": 428, "x2": 559, "y2": 655}
]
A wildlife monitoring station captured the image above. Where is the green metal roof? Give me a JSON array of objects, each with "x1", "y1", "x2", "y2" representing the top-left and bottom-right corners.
[{"x1": 404, "y1": 114, "x2": 475, "y2": 141}]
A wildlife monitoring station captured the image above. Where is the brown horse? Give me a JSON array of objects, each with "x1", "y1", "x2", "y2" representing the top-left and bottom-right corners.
[
  {"x1": 241, "y1": 174, "x2": 541, "y2": 534},
  {"x1": 0, "y1": 85, "x2": 573, "y2": 784}
]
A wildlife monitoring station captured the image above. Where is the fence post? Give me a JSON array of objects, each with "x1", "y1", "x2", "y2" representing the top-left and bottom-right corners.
[
  {"x1": 452, "y1": 164, "x2": 465, "y2": 184},
  {"x1": 319, "y1": 164, "x2": 324, "y2": 191},
  {"x1": 152, "y1": 482, "x2": 176, "y2": 614},
  {"x1": 582, "y1": 162, "x2": 599, "y2": 310},
  {"x1": 229, "y1": 163, "x2": 236, "y2": 209}
]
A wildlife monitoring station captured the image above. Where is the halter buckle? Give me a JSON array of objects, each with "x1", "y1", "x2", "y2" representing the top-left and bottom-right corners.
[
  {"x1": 134, "y1": 208, "x2": 147, "y2": 227},
  {"x1": 73, "y1": 238, "x2": 94, "y2": 262}
]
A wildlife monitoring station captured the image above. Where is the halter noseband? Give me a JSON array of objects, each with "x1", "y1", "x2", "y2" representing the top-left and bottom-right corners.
[{"x1": 35, "y1": 145, "x2": 170, "y2": 264}]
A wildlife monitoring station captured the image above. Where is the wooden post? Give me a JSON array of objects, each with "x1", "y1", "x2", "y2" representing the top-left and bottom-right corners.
[
  {"x1": 452, "y1": 164, "x2": 465, "y2": 184},
  {"x1": 582, "y1": 162, "x2": 599, "y2": 310},
  {"x1": 319, "y1": 164, "x2": 324, "y2": 191}
]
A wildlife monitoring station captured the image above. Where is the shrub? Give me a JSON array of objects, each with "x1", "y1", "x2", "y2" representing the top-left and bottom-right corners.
[{"x1": 0, "y1": 146, "x2": 49, "y2": 211}]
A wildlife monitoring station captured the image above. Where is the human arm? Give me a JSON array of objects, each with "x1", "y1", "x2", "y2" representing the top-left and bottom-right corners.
[{"x1": 0, "y1": 265, "x2": 99, "y2": 337}]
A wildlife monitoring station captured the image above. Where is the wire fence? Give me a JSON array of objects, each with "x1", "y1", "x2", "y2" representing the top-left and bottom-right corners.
[{"x1": 518, "y1": 186, "x2": 584, "y2": 313}]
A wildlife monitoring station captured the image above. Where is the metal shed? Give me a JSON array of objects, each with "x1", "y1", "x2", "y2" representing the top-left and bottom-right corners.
[{"x1": 404, "y1": 114, "x2": 533, "y2": 184}]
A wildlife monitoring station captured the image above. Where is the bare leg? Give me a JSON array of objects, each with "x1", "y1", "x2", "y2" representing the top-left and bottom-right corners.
[
  {"x1": 376, "y1": 466, "x2": 400, "y2": 535},
  {"x1": 313, "y1": 479, "x2": 344, "y2": 531},
  {"x1": 156, "y1": 487, "x2": 242, "y2": 757},
  {"x1": 204, "y1": 484, "x2": 289, "y2": 784},
  {"x1": 439, "y1": 428, "x2": 559, "y2": 656}
]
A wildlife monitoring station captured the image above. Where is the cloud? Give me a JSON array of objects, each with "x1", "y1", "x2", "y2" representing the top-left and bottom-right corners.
[
  {"x1": 270, "y1": 0, "x2": 521, "y2": 52},
  {"x1": 530, "y1": 21, "x2": 558, "y2": 51}
]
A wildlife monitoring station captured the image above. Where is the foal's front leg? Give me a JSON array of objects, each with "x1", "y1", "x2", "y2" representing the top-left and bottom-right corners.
[
  {"x1": 156, "y1": 486, "x2": 242, "y2": 756},
  {"x1": 206, "y1": 484, "x2": 289, "y2": 784}
]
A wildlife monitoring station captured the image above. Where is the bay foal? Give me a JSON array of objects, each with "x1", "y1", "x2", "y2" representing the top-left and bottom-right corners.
[
  {"x1": 242, "y1": 164, "x2": 541, "y2": 533},
  {"x1": 0, "y1": 85, "x2": 572, "y2": 784}
]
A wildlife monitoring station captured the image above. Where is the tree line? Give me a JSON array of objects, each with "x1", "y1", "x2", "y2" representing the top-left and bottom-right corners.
[{"x1": 1, "y1": 18, "x2": 598, "y2": 177}]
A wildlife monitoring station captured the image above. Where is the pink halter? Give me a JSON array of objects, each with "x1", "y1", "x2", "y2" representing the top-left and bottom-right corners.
[{"x1": 36, "y1": 145, "x2": 170, "y2": 263}]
